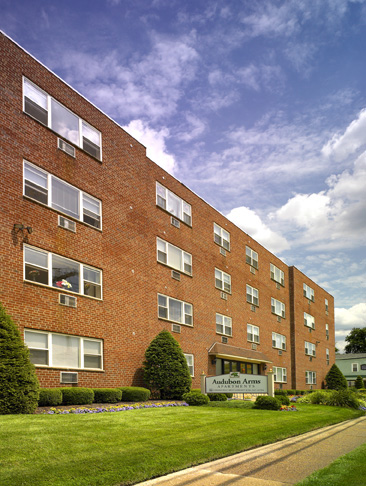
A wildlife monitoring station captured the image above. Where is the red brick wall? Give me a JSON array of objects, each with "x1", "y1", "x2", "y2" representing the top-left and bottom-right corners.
[{"x1": 0, "y1": 32, "x2": 335, "y2": 390}]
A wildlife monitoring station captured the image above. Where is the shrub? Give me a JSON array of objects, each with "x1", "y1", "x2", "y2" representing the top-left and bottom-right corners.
[
  {"x1": 207, "y1": 393, "x2": 227, "y2": 401},
  {"x1": 0, "y1": 303, "x2": 39, "y2": 414},
  {"x1": 326, "y1": 389, "x2": 360, "y2": 409},
  {"x1": 296, "y1": 390, "x2": 306, "y2": 395},
  {"x1": 274, "y1": 389, "x2": 287, "y2": 396},
  {"x1": 190, "y1": 388, "x2": 202, "y2": 394},
  {"x1": 38, "y1": 388, "x2": 63, "y2": 407},
  {"x1": 93, "y1": 388, "x2": 122, "y2": 403},
  {"x1": 309, "y1": 390, "x2": 330, "y2": 405},
  {"x1": 276, "y1": 395, "x2": 290, "y2": 406},
  {"x1": 357, "y1": 388, "x2": 366, "y2": 395},
  {"x1": 297, "y1": 395, "x2": 311, "y2": 404},
  {"x1": 225, "y1": 393, "x2": 233, "y2": 398},
  {"x1": 286, "y1": 389, "x2": 296, "y2": 395},
  {"x1": 325, "y1": 364, "x2": 348, "y2": 390},
  {"x1": 253, "y1": 396, "x2": 281, "y2": 410},
  {"x1": 60, "y1": 387, "x2": 94, "y2": 405},
  {"x1": 118, "y1": 387, "x2": 150, "y2": 402},
  {"x1": 182, "y1": 391, "x2": 209, "y2": 406},
  {"x1": 355, "y1": 376, "x2": 364, "y2": 389}
]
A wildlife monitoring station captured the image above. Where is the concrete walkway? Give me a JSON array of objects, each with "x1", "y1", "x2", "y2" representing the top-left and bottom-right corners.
[{"x1": 136, "y1": 416, "x2": 366, "y2": 486}]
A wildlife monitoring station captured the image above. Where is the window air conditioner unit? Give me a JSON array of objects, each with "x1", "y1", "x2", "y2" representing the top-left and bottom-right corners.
[
  {"x1": 171, "y1": 323, "x2": 181, "y2": 333},
  {"x1": 60, "y1": 372, "x2": 78, "y2": 384},
  {"x1": 220, "y1": 247, "x2": 226, "y2": 256},
  {"x1": 251, "y1": 305, "x2": 256, "y2": 312},
  {"x1": 277, "y1": 316, "x2": 282, "y2": 323},
  {"x1": 309, "y1": 356, "x2": 313, "y2": 362},
  {"x1": 221, "y1": 336, "x2": 228, "y2": 344},
  {"x1": 276, "y1": 283, "x2": 281, "y2": 290},
  {"x1": 171, "y1": 270, "x2": 181, "y2": 281},
  {"x1": 251, "y1": 343, "x2": 257, "y2": 350},
  {"x1": 171, "y1": 217, "x2": 180, "y2": 228},
  {"x1": 58, "y1": 138, "x2": 75, "y2": 157},
  {"x1": 220, "y1": 291, "x2": 227, "y2": 300},
  {"x1": 250, "y1": 266, "x2": 256, "y2": 274},
  {"x1": 58, "y1": 215, "x2": 76, "y2": 232},
  {"x1": 59, "y1": 294, "x2": 77, "y2": 308},
  {"x1": 278, "y1": 350, "x2": 282, "y2": 356}
]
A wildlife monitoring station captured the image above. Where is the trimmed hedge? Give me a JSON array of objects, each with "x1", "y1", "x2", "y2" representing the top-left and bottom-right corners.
[
  {"x1": 182, "y1": 391, "x2": 209, "y2": 406},
  {"x1": 93, "y1": 388, "x2": 122, "y2": 403},
  {"x1": 207, "y1": 393, "x2": 227, "y2": 402},
  {"x1": 60, "y1": 387, "x2": 94, "y2": 405},
  {"x1": 286, "y1": 389, "x2": 296, "y2": 395},
  {"x1": 118, "y1": 386, "x2": 150, "y2": 402},
  {"x1": 276, "y1": 394, "x2": 290, "y2": 406},
  {"x1": 274, "y1": 389, "x2": 287, "y2": 396},
  {"x1": 38, "y1": 388, "x2": 63, "y2": 407},
  {"x1": 253, "y1": 396, "x2": 281, "y2": 410}
]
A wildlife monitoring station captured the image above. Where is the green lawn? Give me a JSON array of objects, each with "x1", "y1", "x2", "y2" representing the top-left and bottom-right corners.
[
  {"x1": 296, "y1": 442, "x2": 366, "y2": 486},
  {"x1": 0, "y1": 404, "x2": 363, "y2": 486}
]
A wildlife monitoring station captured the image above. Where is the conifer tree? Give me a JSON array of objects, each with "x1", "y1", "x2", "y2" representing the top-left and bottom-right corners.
[
  {"x1": 325, "y1": 363, "x2": 348, "y2": 390},
  {"x1": 0, "y1": 303, "x2": 39, "y2": 414},
  {"x1": 355, "y1": 375, "x2": 364, "y2": 389},
  {"x1": 143, "y1": 330, "x2": 192, "y2": 399}
]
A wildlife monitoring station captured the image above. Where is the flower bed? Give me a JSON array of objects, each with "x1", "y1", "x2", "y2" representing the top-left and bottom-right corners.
[
  {"x1": 280, "y1": 405, "x2": 298, "y2": 412},
  {"x1": 43, "y1": 402, "x2": 189, "y2": 414}
]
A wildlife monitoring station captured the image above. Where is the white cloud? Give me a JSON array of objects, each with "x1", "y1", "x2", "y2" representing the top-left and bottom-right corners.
[
  {"x1": 123, "y1": 120, "x2": 177, "y2": 175},
  {"x1": 225, "y1": 206, "x2": 290, "y2": 254},
  {"x1": 335, "y1": 303, "x2": 366, "y2": 352},
  {"x1": 176, "y1": 113, "x2": 206, "y2": 142}
]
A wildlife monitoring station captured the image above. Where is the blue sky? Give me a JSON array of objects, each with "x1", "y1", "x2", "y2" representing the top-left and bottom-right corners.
[{"x1": 1, "y1": 0, "x2": 365, "y2": 351}]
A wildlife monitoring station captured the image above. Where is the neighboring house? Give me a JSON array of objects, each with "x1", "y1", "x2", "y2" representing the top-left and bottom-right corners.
[
  {"x1": 336, "y1": 354, "x2": 366, "y2": 387},
  {"x1": 0, "y1": 31, "x2": 335, "y2": 391}
]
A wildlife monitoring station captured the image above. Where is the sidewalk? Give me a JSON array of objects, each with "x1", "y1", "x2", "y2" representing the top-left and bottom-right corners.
[{"x1": 136, "y1": 416, "x2": 366, "y2": 486}]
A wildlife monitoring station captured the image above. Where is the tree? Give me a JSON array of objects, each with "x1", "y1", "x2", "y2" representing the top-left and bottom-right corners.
[
  {"x1": 143, "y1": 330, "x2": 191, "y2": 399},
  {"x1": 355, "y1": 375, "x2": 364, "y2": 389},
  {"x1": 325, "y1": 364, "x2": 348, "y2": 390},
  {"x1": 344, "y1": 328, "x2": 366, "y2": 354},
  {"x1": 0, "y1": 303, "x2": 39, "y2": 414}
]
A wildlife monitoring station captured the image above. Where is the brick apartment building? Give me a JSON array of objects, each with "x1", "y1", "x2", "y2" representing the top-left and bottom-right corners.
[{"x1": 0, "y1": 31, "x2": 335, "y2": 391}]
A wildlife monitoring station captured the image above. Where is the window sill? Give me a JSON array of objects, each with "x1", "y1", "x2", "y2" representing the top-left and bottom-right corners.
[
  {"x1": 213, "y1": 241, "x2": 231, "y2": 253},
  {"x1": 157, "y1": 260, "x2": 193, "y2": 277},
  {"x1": 215, "y1": 286, "x2": 231, "y2": 295},
  {"x1": 158, "y1": 317, "x2": 193, "y2": 328},
  {"x1": 247, "y1": 340, "x2": 260, "y2": 345},
  {"x1": 216, "y1": 332, "x2": 232, "y2": 338},
  {"x1": 24, "y1": 280, "x2": 103, "y2": 301},
  {"x1": 273, "y1": 347, "x2": 286, "y2": 351},
  {"x1": 33, "y1": 365, "x2": 105, "y2": 372}
]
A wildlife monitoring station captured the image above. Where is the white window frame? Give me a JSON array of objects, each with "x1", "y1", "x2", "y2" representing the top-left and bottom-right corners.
[
  {"x1": 325, "y1": 299, "x2": 329, "y2": 312},
  {"x1": 273, "y1": 366, "x2": 287, "y2": 383},
  {"x1": 270, "y1": 263, "x2": 284, "y2": 286},
  {"x1": 23, "y1": 160, "x2": 102, "y2": 229},
  {"x1": 247, "y1": 324, "x2": 259, "y2": 343},
  {"x1": 303, "y1": 283, "x2": 314, "y2": 301},
  {"x1": 304, "y1": 312, "x2": 315, "y2": 329},
  {"x1": 157, "y1": 294, "x2": 193, "y2": 327},
  {"x1": 156, "y1": 182, "x2": 192, "y2": 225},
  {"x1": 352, "y1": 363, "x2": 359, "y2": 372},
  {"x1": 306, "y1": 371, "x2": 316, "y2": 385},
  {"x1": 326, "y1": 348, "x2": 330, "y2": 361},
  {"x1": 24, "y1": 329, "x2": 103, "y2": 370},
  {"x1": 24, "y1": 245, "x2": 102, "y2": 299},
  {"x1": 305, "y1": 341, "x2": 316, "y2": 357},
  {"x1": 214, "y1": 223, "x2": 230, "y2": 251},
  {"x1": 23, "y1": 78, "x2": 102, "y2": 160},
  {"x1": 156, "y1": 238, "x2": 192, "y2": 275},
  {"x1": 272, "y1": 332, "x2": 286, "y2": 350},
  {"x1": 184, "y1": 353, "x2": 194, "y2": 377},
  {"x1": 215, "y1": 268, "x2": 231, "y2": 293},
  {"x1": 246, "y1": 246, "x2": 258, "y2": 269},
  {"x1": 216, "y1": 313, "x2": 232, "y2": 337},
  {"x1": 271, "y1": 298, "x2": 285, "y2": 318},
  {"x1": 246, "y1": 284, "x2": 259, "y2": 306},
  {"x1": 326, "y1": 324, "x2": 329, "y2": 337}
]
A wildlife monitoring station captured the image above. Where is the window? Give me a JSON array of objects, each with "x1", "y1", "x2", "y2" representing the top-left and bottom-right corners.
[
  {"x1": 215, "y1": 268, "x2": 231, "y2": 293},
  {"x1": 24, "y1": 246, "x2": 102, "y2": 299},
  {"x1": 325, "y1": 299, "x2": 329, "y2": 312},
  {"x1": 270, "y1": 264, "x2": 284, "y2": 286},
  {"x1": 216, "y1": 313, "x2": 232, "y2": 336},
  {"x1": 326, "y1": 348, "x2": 329, "y2": 361},
  {"x1": 246, "y1": 246, "x2": 258, "y2": 269},
  {"x1": 214, "y1": 223, "x2": 230, "y2": 251},
  {"x1": 184, "y1": 353, "x2": 194, "y2": 377},
  {"x1": 246, "y1": 284, "x2": 259, "y2": 306},
  {"x1": 326, "y1": 324, "x2": 329, "y2": 338},
  {"x1": 303, "y1": 283, "x2": 314, "y2": 301},
  {"x1": 272, "y1": 332, "x2": 286, "y2": 350},
  {"x1": 156, "y1": 238, "x2": 192, "y2": 275},
  {"x1": 306, "y1": 371, "x2": 316, "y2": 385},
  {"x1": 24, "y1": 161, "x2": 101, "y2": 229},
  {"x1": 23, "y1": 78, "x2": 102, "y2": 160},
  {"x1": 156, "y1": 182, "x2": 191, "y2": 225},
  {"x1": 247, "y1": 324, "x2": 259, "y2": 343},
  {"x1": 305, "y1": 341, "x2": 316, "y2": 357},
  {"x1": 273, "y1": 367, "x2": 287, "y2": 383},
  {"x1": 304, "y1": 312, "x2": 315, "y2": 329},
  {"x1": 271, "y1": 298, "x2": 285, "y2": 318},
  {"x1": 352, "y1": 363, "x2": 359, "y2": 372},
  {"x1": 24, "y1": 329, "x2": 102, "y2": 369},
  {"x1": 158, "y1": 294, "x2": 193, "y2": 326}
]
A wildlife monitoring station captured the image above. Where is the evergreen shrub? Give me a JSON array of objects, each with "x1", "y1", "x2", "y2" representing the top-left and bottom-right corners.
[
  {"x1": 0, "y1": 303, "x2": 39, "y2": 414},
  {"x1": 253, "y1": 396, "x2": 281, "y2": 410},
  {"x1": 326, "y1": 389, "x2": 360, "y2": 409},
  {"x1": 276, "y1": 395, "x2": 290, "y2": 406},
  {"x1": 118, "y1": 387, "x2": 150, "y2": 402},
  {"x1": 286, "y1": 389, "x2": 296, "y2": 395},
  {"x1": 355, "y1": 376, "x2": 364, "y2": 389},
  {"x1": 207, "y1": 393, "x2": 227, "y2": 401},
  {"x1": 325, "y1": 364, "x2": 348, "y2": 390},
  {"x1": 38, "y1": 388, "x2": 63, "y2": 407},
  {"x1": 309, "y1": 390, "x2": 329, "y2": 405},
  {"x1": 143, "y1": 330, "x2": 191, "y2": 399},
  {"x1": 274, "y1": 389, "x2": 287, "y2": 396},
  {"x1": 225, "y1": 393, "x2": 233, "y2": 398},
  {"x1": 60, "y1": 387, "x2": 94, "y2": 405},
  {"x1": 182, "y1": 391, "x2": 209, "y2": 406},
  {"x1": 190, "y1": 388, "x2": 202, "y2": 394},
  {"x1": 93, "y1": 388, "x2": 122, "y2": 403}
]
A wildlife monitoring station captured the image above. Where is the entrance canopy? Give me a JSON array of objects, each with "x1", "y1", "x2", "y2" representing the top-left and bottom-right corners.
[{"x1": 208, "y1": 342, "x2": 272, "y2": 365}]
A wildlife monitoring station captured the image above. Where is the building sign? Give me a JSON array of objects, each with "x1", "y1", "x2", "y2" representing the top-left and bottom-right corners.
[{"x1": 206, "y1": 372, "x2": 268, "y2": 394}]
